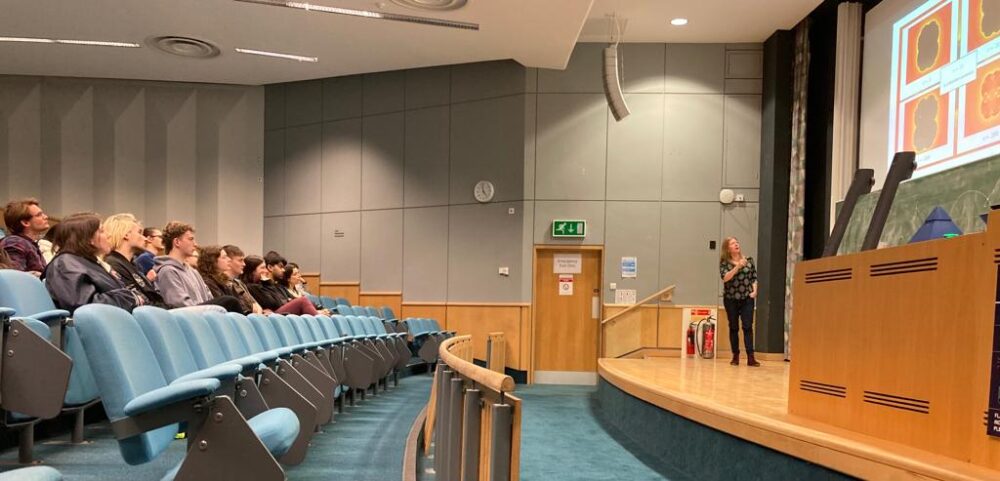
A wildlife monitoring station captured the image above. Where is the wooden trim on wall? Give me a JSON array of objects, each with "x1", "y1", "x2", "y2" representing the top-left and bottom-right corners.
[
  {"x1": 359, "y1": 291, "x2": 402, "y2": 296},
  {"x1": 320, "y1": 281, "x2": 361, "y2": 286}
]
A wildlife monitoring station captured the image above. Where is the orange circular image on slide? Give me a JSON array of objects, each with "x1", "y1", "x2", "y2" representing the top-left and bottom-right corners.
[
  {"x1": 905, "y1": 3, "x2": 952, "y2": 84},
  {"x1": 968, "y1": 0, "x2": 1000, "y2": 52},
  {"x1": 903, "y1": 91, "x2": 949, "y2": 153},
  {"x1": 964, "y1": 58, "x2": 1000, "y2": 136}
]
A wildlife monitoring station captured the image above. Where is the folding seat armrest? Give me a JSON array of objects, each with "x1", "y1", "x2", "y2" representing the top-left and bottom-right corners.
[
  {"x1": 229, "y1": 355, "x2": 266, "y2": 372},
  {"x1": 0, "y1": 307, "x2": 14, "y2": 319},
  {"x1": 123, "y1": 378, "x2": 221, "y2": 417},
  {"x1": 171, "y1": 363, "x2": 243, "y2": 385},
  {"x1": 26, "y1": 309, "x2": 71, "y2": 324}
]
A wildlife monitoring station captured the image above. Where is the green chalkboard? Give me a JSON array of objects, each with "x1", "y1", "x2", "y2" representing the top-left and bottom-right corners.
[{"x1": 838, "y1": 155, "x2": 1000, "y2": 254}]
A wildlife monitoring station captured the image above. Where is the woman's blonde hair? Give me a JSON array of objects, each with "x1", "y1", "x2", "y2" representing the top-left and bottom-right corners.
[
  {"x1": 719, "y1": 237, "x2": 739, "y2": 264},
  {"x1": 103, "y1": 213, "x2": 140, "y2": 251}
]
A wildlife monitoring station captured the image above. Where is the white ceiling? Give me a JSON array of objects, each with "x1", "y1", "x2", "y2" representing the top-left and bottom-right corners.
[
  {"x1": 581, "y1": 0, "x2": 823, "y2": 43},
  {"x1": 0, "y1": 0, "x2": 821, "y2": 86}
]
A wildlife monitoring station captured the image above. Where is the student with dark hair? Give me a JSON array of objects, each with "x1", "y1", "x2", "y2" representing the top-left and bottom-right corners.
[
  {"x1": 43, "y1": 213, "x2": 143, "y2": 312},
  {"x1": 222, "y1": 245, "x2": 264, "y2": 314},
  {"x1": 134, "y1": 226, "x2": 164, "y2": 280},
  {"x1": 241, "y1": 255, "x2": 318, "y2": 315},
  {"x1": 197, "y1": 245, "x2": 238, "y2": 301},
  {"x1": 263, "y1": 250, "x2": 287, "y2": 282},
  {"x1": 153, "y1": 221, "x2": 242, "y2": 312},
  {"x1": 1, "y1": 198, "x2": 50, "y2": 276},
  {"x1": 103, "y1": 213, "x2": 165, "y2": 308}
]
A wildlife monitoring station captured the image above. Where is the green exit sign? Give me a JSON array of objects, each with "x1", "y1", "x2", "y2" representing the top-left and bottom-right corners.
[{"x1": 552, "y1": 220, "x2": 586, "y2": 238}]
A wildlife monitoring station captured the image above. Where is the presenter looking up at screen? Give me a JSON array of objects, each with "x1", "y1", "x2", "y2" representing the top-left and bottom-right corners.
[{"x1": 720, "y1": 237, "x2": 759, "y2": 367}]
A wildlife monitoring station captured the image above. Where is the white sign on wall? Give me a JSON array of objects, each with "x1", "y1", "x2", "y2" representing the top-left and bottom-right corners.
[
  {"x1": 553, "y1": 253, "x2": 582, "y2": 274},
  {"x1": 558, "y1": 274, "x2": 574, "y2": 296},
  {"x1": 614, "y1": 289, "x2": 637, "y2": 304},
  {"x1": 620, "y1": 256, "x2": 637, "y2": 278}
]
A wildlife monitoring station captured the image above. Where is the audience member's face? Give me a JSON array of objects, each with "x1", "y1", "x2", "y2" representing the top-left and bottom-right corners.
[
  {"x1": 91, "y1": 226, "x2": 112, "y2": 256},
  {"x1": 268, "y1": 262, "x2": 285, "y2": 279},
  {"x1": 229, "y1": 255, "x2": 246, "y2": 278},
  {"x1": 185, "y1": 251, "x2": 199, "y2": 269},
  {"x1": 175, "y1": 230, "x2": 197, "y2": 257},
  {"x1": 23, "y1": 204, "x2": 49, "y2": 236},
  {"x1": 126, "y1": 224, "x2": 145, "y2": 250},
  {"x1": 291, "y1": 268, "x2": 303, "y2": 285},
  {"x1": 147, "y1": 230, "x2": 164, "y2": 252},
  {"x1": 216, "y1": 250, "x2": 232, "y2": 276},
  {"x1": 254, "y1": 263, "x2": 269, "y2": 282}
]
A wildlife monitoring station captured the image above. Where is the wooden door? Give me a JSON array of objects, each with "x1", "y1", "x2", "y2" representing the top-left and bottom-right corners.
[{"x1": 533, "y1": 247, "x2": 602, "y2": 374}]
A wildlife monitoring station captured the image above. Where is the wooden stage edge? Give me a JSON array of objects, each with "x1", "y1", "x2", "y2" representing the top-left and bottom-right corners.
[{"x1": 598, "y1": 358, "x2": 1000, "y2": 481}]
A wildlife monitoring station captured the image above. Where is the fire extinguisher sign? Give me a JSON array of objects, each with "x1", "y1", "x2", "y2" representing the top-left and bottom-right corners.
[{"x1": 988, "y1": 266, "x2": 1000, "y2": 437}]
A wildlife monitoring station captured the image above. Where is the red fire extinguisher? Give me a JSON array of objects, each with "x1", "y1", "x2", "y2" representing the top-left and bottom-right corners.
[
  {"x1": 703, "y1": 323, "x2": 715, "y2": 355},
  {"x1": 686, "y1": 323, "x2": 696, "y2": 356}
]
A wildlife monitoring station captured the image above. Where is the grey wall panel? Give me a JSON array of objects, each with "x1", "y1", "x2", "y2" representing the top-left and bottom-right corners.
[
  {"x1": 523, "y1": 95, "x2": 536, "y2": 200},
  {"x1": 623, "y1": 43, "x2": 666, "y2": 93},
  {"x1": 263, "y1": 129, "x2": 285, "y2": 216},
  {"x1": 363, "y1": 71, "x2": 405, "y2": 115},
  {"x1": 263, "y1": 216, "x2": 286, "y2": 257},
  {"x1": 448, "y1": 201, "x2": 524, "y2": 302},
  {"x1": 723, "y1": 95, "x2": 762, "y2": 188},
  {"x1": 524, "y1": 68, "x2": 538, "y2": 93},
  {"x1": 93, "y1": 85, "x2": 144, "y2": 218},
  {"x1": 283, "y1": 124, "x2": 323, "y2": 215},
  {"x1": 360, "y1": 208, "x2": 403, "y2": 291},
  {"x1": 449, "y1": 95, "x2": 524, "y2": 204},
  {"x1": 283, "y1": 214, "x2": 322, "y2": 273},
  {"x1": 284, "y1": 80, "x2": 322, "y2": 127},
  {"x1": 404, "y1": 106, "x2": 450, "y2": 207},
  {"x1": 663, "y1": 94, "x2": 723, "y2": 201},
  {"x1": 321, "y1": 211, "x2": 361, "y2": 282},
  {"x1": 725, "y1": 50, "x2": 764, "y2": 79},
  {"x1": 402, "y1": 206, "x2": 449, "y2": 301},
  {"x1": 532, "y1": 200, "x2": 605, "y2": 245},
  {"x1": 321, "y1": 119, "x2": 363, "y2": 212},
  {"x1": 604, "y1": 201, "x2": 661, "y2": 303},
  {"x1": 41, "y1": 81, "x2": 94, "y2": 215},
  {"x1": 323, "y1": 75, "x2": 363, "y2": 121},
  {"x1": 215, "y1": 89, "x2": 264, "y2": 254},
  {"x1": 724, "y1": 79, "x2": 763, "y2": 94},
  {"x1": 535, "y1": 94, "x2": 607, "y2": 200},
  {"x1": 144, "y1": 86, "x2": 197, "y2": 228},
  {"x1": 450, "y1": 61, "x2": 526, "y2": 103},
  {"x1": 406, "y1": 67, "x2": 451, "y2": 110},
  {"x1": 361, "y1": 112, "x2": 405, "y2": 210},
  {"x1": 722, "y1": 203, "x2": 759, "y2": 261},
  {"x1": 664, "y1": 44, "x2": 725, "y2": 94},
  {"x1": 162, "y1": 88, "x2": 198, "y2": 224},
  {"x1": 537, "y1": 43, "x2": 604, "y2": 93},
  {"x1": 0, "y1": 78, "x2": 42, "y2": 202},
  {"x1": 659, "y1": 202, "x2": 721, "y2": 305},
  {"x1": 264, "y1": 84, "x2": 284, "y2": 130},
  {"x1": 519, "y1": 200, "x2": 534, "y2": 302},
  {"x1": 607, "y1": 94, "x2": 663, "y2": 201}
]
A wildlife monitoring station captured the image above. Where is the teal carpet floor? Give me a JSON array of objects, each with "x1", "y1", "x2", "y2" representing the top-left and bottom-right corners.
[
  {"x1": 0, "y1": 375, "x2": 431, "y2": 481},
  {"x1": 517, "y1": 384, "x2": 678, "y2": 481}
]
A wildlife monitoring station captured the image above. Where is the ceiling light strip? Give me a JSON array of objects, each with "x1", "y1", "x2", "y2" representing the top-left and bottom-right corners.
[
  {"x1": 234, "y1": 0, "x2": 479, "y2": 31},
  {"x1": 0, "y1": 36, "x2": 140, "y2": 48},
  {"x1": 235, "y1": 47, "x2": 318, "y2": 62}
]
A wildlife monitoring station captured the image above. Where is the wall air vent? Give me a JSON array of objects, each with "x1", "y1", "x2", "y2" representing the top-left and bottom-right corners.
[
  {"x1": 869, "y1": 257, "x2": 938, "y2": 277},
  {"x1": 804, "y1": 268, "x2": 852, "y2": 284},
  {"x1": 863, "y1": 390, "x2": 930, "y2": 414},
  {"x1": 149, "y1": 36, "x2": 221, "y2": 59},
  {"x1": 799, "y1": 380, "x2": 846, "y2": 398}
]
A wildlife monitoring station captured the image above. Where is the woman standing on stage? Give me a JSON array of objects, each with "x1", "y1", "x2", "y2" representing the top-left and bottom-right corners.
[{"x1": 719, "y1": 237, "x2": 759, "y2": 367}]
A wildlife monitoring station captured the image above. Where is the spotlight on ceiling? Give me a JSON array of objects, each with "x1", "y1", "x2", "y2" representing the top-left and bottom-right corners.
[
  {"x1": 235, "y1": 47, "x2": 318, "y2": 63},
  {"x1": 670, "y1": 18, "x2": 689, "y2": 26},
  {"x1": 0, "y1": 36, "x2": 141, "y2": 48}
]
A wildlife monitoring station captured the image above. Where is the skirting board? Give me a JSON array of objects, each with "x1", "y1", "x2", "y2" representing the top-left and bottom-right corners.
[{"x1": 534, "y1": 371, "x2": 598, "y2": 385}]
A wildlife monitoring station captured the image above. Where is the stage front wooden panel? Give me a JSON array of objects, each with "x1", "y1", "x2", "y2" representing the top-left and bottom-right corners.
[{"x1": 789, "y1": 209, "x2": 1000, "y2": 468}]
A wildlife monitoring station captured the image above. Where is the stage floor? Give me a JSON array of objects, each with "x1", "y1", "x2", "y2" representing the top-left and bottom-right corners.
[{"x1": 598, "y1": 357, "x2": 1000, "y2": 481}]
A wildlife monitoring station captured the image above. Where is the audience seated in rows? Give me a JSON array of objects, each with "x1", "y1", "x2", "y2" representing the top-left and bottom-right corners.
[
  {"x1": 1, "y1": 198, "x2": 49, "y2": 276},
  {"x1": 133, "y1": 226, "x2": 163, "y2": 279},
  {"x1": 241, "y1": 255, "x2": 319, "y2": 315},
  {"x1": 223, "y1": 245, "x2": 265, "y2": 314},
  {"x1": 103, "y1": 213, "x2": 166, "y2": 308},
  {"x1": 153, "y1": 221, "x2": 242, "y2": 312}
]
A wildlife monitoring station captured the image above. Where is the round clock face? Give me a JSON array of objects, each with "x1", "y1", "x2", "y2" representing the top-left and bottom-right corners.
[{"x1": 474, "y1": 180, "x2": 495, "y2": 203}]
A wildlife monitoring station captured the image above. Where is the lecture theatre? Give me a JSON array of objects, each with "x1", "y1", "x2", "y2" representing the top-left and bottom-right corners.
[{"x1": 0, "y1": 0, "x2": 997, "y2": 479}]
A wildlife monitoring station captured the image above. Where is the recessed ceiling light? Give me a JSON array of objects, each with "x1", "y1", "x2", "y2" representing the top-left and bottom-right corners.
[
  {"x1": 670, "y1": 18, "x2": 688, "y2": 26},
  {"x1": 0, "y1": 36, "x2": 140, "y2": 48},
  {"x1": 234, "y1": 0, "x2": 479, "y2": 31},
  {"x1": 235, "y1": 47, "x2": 318, "y2": 63}
]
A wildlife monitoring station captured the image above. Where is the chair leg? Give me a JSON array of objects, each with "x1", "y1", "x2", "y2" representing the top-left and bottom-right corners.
[
  {"x1": 18, "y1": 425, "x2": 35, "y2": 465},
  {"x1": 71, "y1": 407, "x2": 86, "y2": 444}
]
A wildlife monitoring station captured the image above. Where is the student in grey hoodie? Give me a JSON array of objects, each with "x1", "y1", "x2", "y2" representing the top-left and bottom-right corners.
[{"x1": 153, "y1": 221, "x2": 242, "y2": 312}]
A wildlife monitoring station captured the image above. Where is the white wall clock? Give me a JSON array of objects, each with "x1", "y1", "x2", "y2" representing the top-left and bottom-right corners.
[{"x1": 473, "y1": 180, "x2": 495, "y2": 203}]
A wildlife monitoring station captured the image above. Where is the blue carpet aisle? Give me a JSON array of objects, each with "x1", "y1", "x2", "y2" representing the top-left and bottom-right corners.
[
  {"x1": 0, "y1": 375, "x2": 432, "y2": 481},
  {"x1": 516, "y1": 385, "x2": 679, "y2": 481}
]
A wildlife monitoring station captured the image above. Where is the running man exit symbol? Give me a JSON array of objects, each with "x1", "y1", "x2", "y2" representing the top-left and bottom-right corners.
[{"x1": 552, "y1": 220, "x2": 586, "y2": 238}]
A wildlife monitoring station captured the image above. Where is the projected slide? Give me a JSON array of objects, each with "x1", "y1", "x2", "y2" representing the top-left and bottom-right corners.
[{"x1": 889, "y1": 0, "x2": 1000, "y2": 178}]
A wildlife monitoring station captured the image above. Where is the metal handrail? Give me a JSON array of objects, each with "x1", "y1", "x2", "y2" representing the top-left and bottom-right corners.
[{"x1": 600, "y1": 284, "x2": 675, "y2": 326}]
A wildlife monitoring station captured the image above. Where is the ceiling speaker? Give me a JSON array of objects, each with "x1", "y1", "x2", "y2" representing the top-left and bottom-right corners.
[{"x1": 603, "y1": 45, "x2": 630, "y2": 121}]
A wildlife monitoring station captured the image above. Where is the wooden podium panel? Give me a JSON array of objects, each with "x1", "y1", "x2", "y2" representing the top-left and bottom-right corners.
[{"x1": 789, "y1": 210, "x2": 1000, "y2": 469}]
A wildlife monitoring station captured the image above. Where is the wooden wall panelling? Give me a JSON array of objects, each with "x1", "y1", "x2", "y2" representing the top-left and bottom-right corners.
[
  {"x1": 445, "y1": 304, "x2": 527, "y2": 371},
  {"x1": 318, "y1": 282, "x2": 360, "y2": 305},
  {"x1": 301, "y1": 273, "x2": 321, "y2": 296},
  {"x1": 602, "y1": 305, "x2": 658, "y2": 357},
  {"x1": 359, "y1": 291, "x2": 402, "y2": 317},
  {"x1": 400, "y1": 303, "x2": 448, "y2": 324}
]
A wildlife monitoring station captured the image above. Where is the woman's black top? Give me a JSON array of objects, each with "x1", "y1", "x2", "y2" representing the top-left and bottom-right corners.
[
  {"x1": 247, "y1": 279, "x2": 291, "y2": 311},
  {"x1": 105, "y1": 251, "x2": 165, "y2": 308},
  {"x1": 720, "y1": 257, "x2": 757, "y2": 300},
  {"x1": 43, "y1": 253, "x2": 141, "y2": 312}
]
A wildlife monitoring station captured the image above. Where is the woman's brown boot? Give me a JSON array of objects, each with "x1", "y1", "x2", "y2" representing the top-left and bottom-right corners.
[
  {"x1": 730, "y1": 353, "x2": 739, "y2": 365},
  {"x1": 747, "y1": 354, "x2": 760, "y2": 367}
]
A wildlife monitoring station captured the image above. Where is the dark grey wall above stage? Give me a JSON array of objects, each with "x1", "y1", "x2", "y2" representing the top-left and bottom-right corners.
[
  {"x1": 263, "y1": 43, "x2": 763, "y2": 305},
  {"x1": 0, "y1": 75, "x2": 264, "y2": 252}
]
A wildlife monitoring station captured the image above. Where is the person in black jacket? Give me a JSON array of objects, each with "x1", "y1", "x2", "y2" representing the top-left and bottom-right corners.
[
  {"x1": 241, "y1": 255, "x2": 318, "y2": 315},
  {"x1": 43, "y1": 213, "x2": 143, "y2": 312},
  {"x1": 102, "y1": 213, "x2": 165, "y2": 308}
]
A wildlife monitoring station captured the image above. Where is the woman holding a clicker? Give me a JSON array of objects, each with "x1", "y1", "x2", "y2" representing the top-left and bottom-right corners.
[{"x1": 719, "y1": 237, "x2": 759, "y2": 367}]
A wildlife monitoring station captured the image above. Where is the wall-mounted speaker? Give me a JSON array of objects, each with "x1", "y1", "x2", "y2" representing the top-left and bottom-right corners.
[{"x1": 603, "y1": 45, "x2": 630, "y2": 121}]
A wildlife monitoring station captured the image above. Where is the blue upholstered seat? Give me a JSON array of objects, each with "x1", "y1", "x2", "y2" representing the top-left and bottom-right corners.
[{"x1": 0, "y1": 466, "x2": 62, "y2": 481}]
